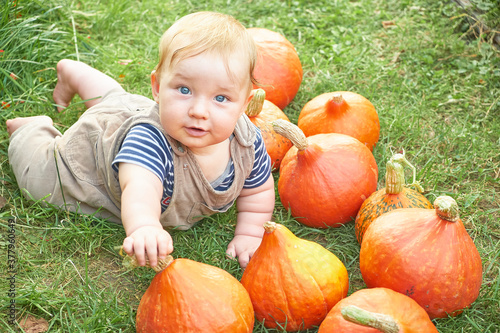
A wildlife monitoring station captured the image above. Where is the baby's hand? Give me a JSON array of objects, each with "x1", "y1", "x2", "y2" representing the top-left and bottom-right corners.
[
  {"x1": 226, "y1": 234, "x2": 263, "y2": 269},
  {"x1": 122, "y1": 226, "x2": 173, "y2": 267}
]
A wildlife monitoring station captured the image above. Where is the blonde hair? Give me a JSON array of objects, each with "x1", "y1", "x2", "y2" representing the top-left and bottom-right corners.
[{"x1": 155, "y1": 12, "x2": 257, "y2": 89}]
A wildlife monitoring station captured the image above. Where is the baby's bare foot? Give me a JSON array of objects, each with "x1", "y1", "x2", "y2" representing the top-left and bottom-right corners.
[
  {"x1": 53, "y1": 59, "x2": 77, "y2": 112},
  {"x1": 6, "y1": 116, "x2": 53, "y2": 137}
]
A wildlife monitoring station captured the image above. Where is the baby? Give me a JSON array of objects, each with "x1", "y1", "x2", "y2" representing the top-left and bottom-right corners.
[{"x1": 6, "y1": 11, "x2": 275, "y2": 268}]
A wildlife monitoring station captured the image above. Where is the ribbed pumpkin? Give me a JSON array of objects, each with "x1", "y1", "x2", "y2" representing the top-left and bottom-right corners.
[
  {"x1": 246, "y1": 88, "x2": 292, "y2": 170},
  {"x1": 318, "y1": 288, "x2": 438, "y2": 333},
  {"x1": 132, "y1": 255, "x2": 254, "y2": 332},
  {"x1": 355, "y1": 152, "x2": 433, "y2": 243},
  {"x1": 247, "y1": 27, "x2": 303, "y2": 110},
  {"x1": 297, "y1": 91, "x2": 380, "y2": 151},
  {"x1": 241, "y1": 221, "x2": 349, "y2": 331},
  {"x1": 273, "y1": 119, "x2": 378, "y2": 228},
  {"x1": 360, "y1": 196, "x2": 483, "y2": 319}
]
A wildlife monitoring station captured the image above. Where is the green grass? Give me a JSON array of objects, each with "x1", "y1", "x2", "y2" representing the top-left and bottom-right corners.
[{"x1": 1, "y1": 0, "x2": 499, "y2": 331}]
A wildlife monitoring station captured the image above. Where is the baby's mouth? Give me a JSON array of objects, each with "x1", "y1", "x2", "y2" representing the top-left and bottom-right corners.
[{"x1": 185, "y1": 126, "x2": 208, "y2": 137}]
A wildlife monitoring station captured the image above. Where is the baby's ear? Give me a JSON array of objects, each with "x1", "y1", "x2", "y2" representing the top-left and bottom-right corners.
[{"x1": 150, "y1": 70, "x2": 160, "y2": 103}]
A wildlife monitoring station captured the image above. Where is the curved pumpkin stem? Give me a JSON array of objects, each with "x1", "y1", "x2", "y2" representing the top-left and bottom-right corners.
[
  {"x1": 386, "y1": 151, "x2": 424, "y2": 194},
  {"x1": 272, "y1": 119, "x2": 308, "y2": 151},
  {"x1": 246, "y1": 88, "x2": 266, "y2": 117},
  {"x1": 434, "y1": 196, "x2": 460, "y2": 222},
  {"x1": 341, "y1": 305, "x2": 400, "y2": 333},
  {"x1": 122, "y1": 253, "x2": 174, "y2": 273}
]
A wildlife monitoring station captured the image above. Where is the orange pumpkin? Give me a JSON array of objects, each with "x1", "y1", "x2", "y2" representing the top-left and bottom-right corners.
[
  {"x1": 134, "y1": 256, "x2": 254, "y2": 332},
  {"x1": 247, "y1": 27, "x2": 303, "y2": 109},
  {"x1": 241, "y1": 221, "x2": 349, "y2": 331},
  {"x1": 273, "y1": 119, "x2": 378, "y2": 228},
  {"x1": 298, "y1": 91, "x2": 380, "y2": 151},
  {"x1": 355, "y1": 152, "x2": 433, "y2": 243},
  {"x1": 246, "y1": 89, "x2": 292, "y2": 170},
  {"x1": 318, "y1": 288, "x2": 438, "y2": 333},
  {"x1": 360, "y1": 196, "x2": 483, "y2": 319}
]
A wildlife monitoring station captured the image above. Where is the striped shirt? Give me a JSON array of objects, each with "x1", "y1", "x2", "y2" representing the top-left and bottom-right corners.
[{"x1": 112, "y1": 123, "x2": 271, "y2": 211}]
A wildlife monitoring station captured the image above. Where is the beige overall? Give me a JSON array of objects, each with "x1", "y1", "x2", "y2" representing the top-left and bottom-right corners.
[{"x1": 8, "y1": 89, "x2": 256, "y2": 229}]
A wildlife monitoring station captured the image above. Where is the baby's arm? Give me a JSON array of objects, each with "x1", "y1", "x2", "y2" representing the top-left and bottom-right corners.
[
  {"x1": 226, "y1": 174, "x2": 275, "y2": 268},
  {"x1": 118, "y1": 162, "x2": 173, "y2": 267}
]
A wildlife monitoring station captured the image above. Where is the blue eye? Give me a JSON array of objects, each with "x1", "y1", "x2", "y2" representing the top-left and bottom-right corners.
[
  {"x1": 178, "y1": 86, "x2": 191, "y2": 95},
  {"x1": 215, "y1": 95, "x2": 227, "y2": 103}
]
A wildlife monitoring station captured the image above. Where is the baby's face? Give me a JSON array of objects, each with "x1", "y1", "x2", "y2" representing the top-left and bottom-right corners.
[{"x1": 152, "y1": 51, "x2": 252, "y2": 154}]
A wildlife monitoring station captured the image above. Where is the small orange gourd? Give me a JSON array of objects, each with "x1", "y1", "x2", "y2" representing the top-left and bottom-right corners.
[
  {"x1": 247, "y1": 27, "x2": 303, "y2": 109},
  {"x1": 355, "y1": 152, "x2": 433, "y2": 243},
  {"x1": 298, "y1": 91, "x2": 380, "y2": 151},
  {"x1": 132, "y1": 255, "x2": 254, "y2": 332},
  {"x1": 246, "y1": 89, "x2": 292, "y2": 170},
  {"x1": 241, "y1": 221, "x2": 349, "y2": 331},
  {"x1": 318, "y1": 288, "x2": 438, "y2": 332},
  {"x1": 360, "y1": 196, "x2": 483, "y2": 319},
  {"x1": 273, "y1": 119, "x2": 378, "y2": 228}
]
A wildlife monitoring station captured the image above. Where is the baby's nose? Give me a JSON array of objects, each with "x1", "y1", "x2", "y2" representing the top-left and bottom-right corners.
[{"x1": 189, "y1": 100, "x2": 209, "y2": 119}]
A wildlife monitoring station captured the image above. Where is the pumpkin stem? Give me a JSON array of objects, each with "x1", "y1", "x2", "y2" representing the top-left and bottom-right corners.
[
  {"x1": 386, "y1": 151, "x2": 424, "y2": 194},
  {"x1": 326, "y1": 93, "x2": 347, "y2": 114},
  {"x1": 246, "y1": 88, "x2": 266, "y2": 117},
  {"x1": 122, "y1": 253, "x2": 174, "y2": 273},
  {"x1": 434, "y1": 196, "x2": 460, "y2": 222},
  {"x1": 271, "y1": 119, "x2": 308, "y2": 151},
  {"x1": 331, "y1": 93, "x2": 343, "y2": 103},
  {"x1": 385, "y1": 156, "x2": 405, "y2": 194},
  {"x1": 263, "y1": 221, "x2": 277, "y2": 233},
  {"x1": 341, "y1": 305, "x2": 400, "y2": 333}
]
